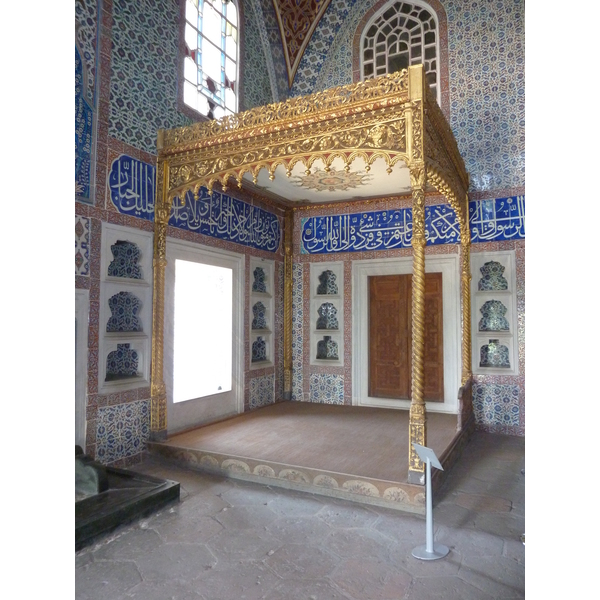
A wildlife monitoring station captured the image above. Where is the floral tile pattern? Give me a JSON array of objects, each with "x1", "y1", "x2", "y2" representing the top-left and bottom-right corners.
[
  {"x1": 309, "y1": 373, "x2": 344, "y2": 404},
  {"x1": 75, "y1": 216, "x2": 91, "y2": 276},
  {"x1": 291, "y1": 263, "x2": 304, "y2": 401},
  {"x1": 76, "y1": 46, "x2": 94, "y2": 202},
  {"x1": 446, "y1": 0, "x2": 525, "y2": 192},
  {"x1": 106, "y1": 292, "x2": 143, "y2": 332},
  {"x1": 243, "y1": 0, "x2": 277, "y2": 108},
  {"x1": 107, "y1": 240, "x2": 143, "y2": 279},
  {"x1": 473, "y1": 382, "x2": 519, "y2": 427},
  {"x1": 249, "y1": 374, "x2": 275, "y2": 409},
  {"x1": 290, "y1": 0, "x2": 358, "y2": 97},
  {"x1": 75, "y1": 0, "x2": 98, "y2": 104},
  {"x1": 276, "y1": 262, "x2": 285, "y2": 400},
  {"x1": 109, "y1": 0, "x2": 191, "y2": 155},
  {"x1": 95, "y1": 399, "x2": 150, "y2": 464},
  {"x1": 257, "y1": 0, "x2": 289, "y2": 100},
  {"x1": 106, "y1": 343, "x2": 139, "y2": 379}
]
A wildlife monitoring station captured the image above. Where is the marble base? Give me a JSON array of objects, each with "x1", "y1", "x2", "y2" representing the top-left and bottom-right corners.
[{"x1": 75, "y1": 466, "x2": 180, "y2": 550}]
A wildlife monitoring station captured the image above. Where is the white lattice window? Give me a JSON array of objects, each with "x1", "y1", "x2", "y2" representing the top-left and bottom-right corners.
[
  {"x1": 183, "y1": 0, "x2": 239, "y2": 119},
  {"x1": 361, "y1": 0, "x2": 439, "y2": 104}
]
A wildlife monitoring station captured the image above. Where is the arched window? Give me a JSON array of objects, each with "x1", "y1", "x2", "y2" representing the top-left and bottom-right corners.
[
  {"x1": 361, "y1": 1, "x2": 439, "y2": 103},
  {"x1": 183, "y1": 0, "x2": 239, "y2": 119}
]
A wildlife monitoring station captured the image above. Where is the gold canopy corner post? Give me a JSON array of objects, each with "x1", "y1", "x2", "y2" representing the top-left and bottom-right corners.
[
  {"x1": 407, "y1": 64, "x2": 427, "y2": 485},
  {"x1": 460, "y1": 198, "x2": 473, "y2": 387},
  {"x1": 283, "y1": 208, "x2": 294, "y2": 400},
  {"x1": 150, "y1": 155, "x2": 170, "y2": 441}
]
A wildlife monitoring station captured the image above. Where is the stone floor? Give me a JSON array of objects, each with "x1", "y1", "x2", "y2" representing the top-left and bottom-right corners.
[{"x1": 75, "y1": 432, "x2": 525, "y2": 600}]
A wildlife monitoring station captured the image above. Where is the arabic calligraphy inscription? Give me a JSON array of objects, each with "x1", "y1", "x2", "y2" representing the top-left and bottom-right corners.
[
  {"x1": 301, "y1": 196, "x2": 525, "y2": 254},
  {"x1": 109, "y1": 155, "x2": 282, "y2": 253}
]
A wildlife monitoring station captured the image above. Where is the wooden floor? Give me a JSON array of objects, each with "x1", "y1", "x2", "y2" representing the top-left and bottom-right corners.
[{"x1": 148, "y1": 401, "x2": 462, "y2": 513}]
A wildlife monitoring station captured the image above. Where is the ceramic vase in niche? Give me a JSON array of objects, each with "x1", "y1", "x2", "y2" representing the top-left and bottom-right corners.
[
  {"x1": 316, "y1": 302, "x2": 339, "y2": 329},
  {"x1": 252, "y1": 267, "x2": 267, "y2": 293},
  {"x1": 478, "y1": 260, "x2": 508, "y2": 291},
  {"x1": 478, "y1": 300, "x2": 510, "y2": 332},
  {"x1": 108, "y1": 240, "x2": 142, "y2": 279},
  {"x1": 252, "y1": 301, "x2": 268, "y2": 330},
  {"x1": 317, "y1": 336, "x2": 339, "y2": 360},
  {"x1": 479, "y1": 339, "x2": 510, "y2": 368},
  {"x1": 317, "y1": 270, "x2": 338, "y2": 295},
  {"x1": 252, "y1": 336, "x2": 267, "y2": 362}
]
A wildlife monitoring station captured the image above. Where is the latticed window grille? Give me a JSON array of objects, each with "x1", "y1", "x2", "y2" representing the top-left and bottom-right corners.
[
  {"x1": 361, "y1": 1, "x2": 439, "y2": 103},
  {"x1": 183, "y1": 0, "x2": 238, "y2": 119}
]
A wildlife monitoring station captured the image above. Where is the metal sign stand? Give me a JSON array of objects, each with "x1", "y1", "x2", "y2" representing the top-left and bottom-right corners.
[{"x1": 411, "y1": 443, "x2": 450, "y2": 560}]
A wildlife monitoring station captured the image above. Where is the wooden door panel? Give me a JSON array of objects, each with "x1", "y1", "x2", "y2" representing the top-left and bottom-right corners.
[
  {"x1": 368, "y1": 275, "x2": 410, "y2": 398},
  {"x1": 369, "y1": 272, "x2": 444, "y2": 402}
]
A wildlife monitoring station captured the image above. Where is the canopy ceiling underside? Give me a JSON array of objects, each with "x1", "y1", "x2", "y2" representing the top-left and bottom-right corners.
[{"x1": 157, "y1": 68, "x2": 469, "y2": 219}]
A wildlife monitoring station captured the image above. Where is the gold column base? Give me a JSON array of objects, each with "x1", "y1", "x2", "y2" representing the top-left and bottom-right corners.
[
  {"x1": 149, "y1": 429, "x2": 168, "y2": 442},
  {"x1": 408, "y1": 403, "x2": 426, "y2": 485},
  {"x1": 283, "y1": 369, "x2": 292, "y2": 400}
]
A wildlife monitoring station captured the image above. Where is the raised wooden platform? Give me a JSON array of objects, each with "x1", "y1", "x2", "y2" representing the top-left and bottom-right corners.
[{"x1": 147, "y1": 401, "x2": 470, "y2": 513}]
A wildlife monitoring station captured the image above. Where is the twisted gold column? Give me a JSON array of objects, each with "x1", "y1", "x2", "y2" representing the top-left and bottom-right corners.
[
  {"x1": 150, "y1": 161, "x2": 170, "y2": 441},
  {"x1": 460, "y1": 213, "x2": 472, "y2": 386},
  {"x1": 408, "y1": 165, "x2": 427, "y2": 484},
  {"x1": 283, "y1": 209, "x2": 294, "y2": 400}
]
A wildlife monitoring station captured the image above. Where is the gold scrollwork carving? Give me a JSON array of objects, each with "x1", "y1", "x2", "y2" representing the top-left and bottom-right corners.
[
  {"x1": 410, "y1": 102, "x2": 423, "y2": 162},
  {"x1": 161, "y1": 71, "x2": 410, "y2": 151}
]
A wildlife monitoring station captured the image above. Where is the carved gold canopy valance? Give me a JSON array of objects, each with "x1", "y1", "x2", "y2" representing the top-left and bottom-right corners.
[{"x1": 155, "y1": 65, "x2": 469, "y2": 228}]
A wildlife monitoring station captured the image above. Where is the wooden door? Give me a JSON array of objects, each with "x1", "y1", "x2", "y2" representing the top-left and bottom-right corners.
[{"x1": 369, "y1": 273, "x2": 444, "y2": 402}]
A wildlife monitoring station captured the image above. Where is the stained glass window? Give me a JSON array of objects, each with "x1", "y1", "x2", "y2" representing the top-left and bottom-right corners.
[
  {"x1": 361, "y1": 1, "x2": 439, "y2": 104},
  {"x1": 183, "y1": 0, "x2": 238, "y2": 119}
]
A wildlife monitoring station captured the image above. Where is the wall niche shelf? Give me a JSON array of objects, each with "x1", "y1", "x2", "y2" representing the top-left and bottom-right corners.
[
  {"x1": 249, "y1": 258, "x2": 274, "y2": 369},
  {"x1": 99, "y1": 224, "x2": 153, "y2": 393},
  {"x1": 310, "y1": 263, "x2": 344, "y2": 366},
  {"x1": 470, "y1": 251, "x2": 519, "y2": 376}
]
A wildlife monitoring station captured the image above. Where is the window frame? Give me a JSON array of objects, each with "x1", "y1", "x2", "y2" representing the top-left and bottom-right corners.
[
  {"x1": 353, "y1": 0, "x2": 449, "y2": 117},
  {"x1": 359, "y1": 0, "x2": 441, "y2": 106},
  {"x1": 178, "y1": 0, "x2": 243, "y2": 121}
]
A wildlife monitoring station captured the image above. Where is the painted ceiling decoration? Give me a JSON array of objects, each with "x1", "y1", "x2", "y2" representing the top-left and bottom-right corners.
[
  {"x1": 291, "y1": 167, "x2": 373, "y2": 193},
  {"x1": 272, "y1": 0, "x2": 334, "y2": 88}
]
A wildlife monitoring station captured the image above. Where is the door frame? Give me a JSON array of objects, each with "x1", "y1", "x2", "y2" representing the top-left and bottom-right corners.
[
  {"x1": 352, "y1": 254, "x2": 460, "y2": 413},
  {"x1": 165, "y1": 238, "x2": 245, "y2": 434}
]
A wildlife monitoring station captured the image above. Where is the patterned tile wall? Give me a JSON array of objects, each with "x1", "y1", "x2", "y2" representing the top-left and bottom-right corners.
[
  {"x1": 446, "y1": 0, "x2": 524, "y2": 192},
  {"x1": 309, "y1": 373, "x2": 345, "y2": 404},
  {"x1": 95, "y1": 399, "x2": 150, "y2": 464},
  {"x1": 109, "y1": 0, "x2": 191, "y2": 155},
  {"x1": 290, "y1": 0, "x2": 359, "y2": 97},
  {"x1": 471, "y1": 238, "x2": 525, "y2": 434},
  {"x1": 257, "y1": 0, "x2": 290, "y2": 101},
  {"x1": 75, "y1": 0, "x2": 98, "y2": 104},
  {"x1": 75, "y1": 216, "x2": 91, "y2": 276},
  {"x1": 473, "y1": 382, "x2": 520, "y2": 429},
  {"x1": 243, "y1": 0, "x2": 278, "y2": 108},
  {"x1": 291, "y1": 263, "x2": 304, "y2": 401},
  {"x1": 249, "y1": 374, "x2": 276, "y2": 409},
  {"x1": 275, "y1": 262, "x2": 285, "y2": 400},
  {"x1": 288, "y1": 0, "x2": 524, "y2": 194},
  {"x1": 75, "y1": 0, "x2": 98, "y2": 203}
]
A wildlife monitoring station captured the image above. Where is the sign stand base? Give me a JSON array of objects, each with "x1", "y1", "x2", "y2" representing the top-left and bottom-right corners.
[
  {"x1": 410, "y1": 444, "x2": 450, "y2": 562},
  {"x1": 411, "y1": 543, "x2": 450, "y2": 561}
]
